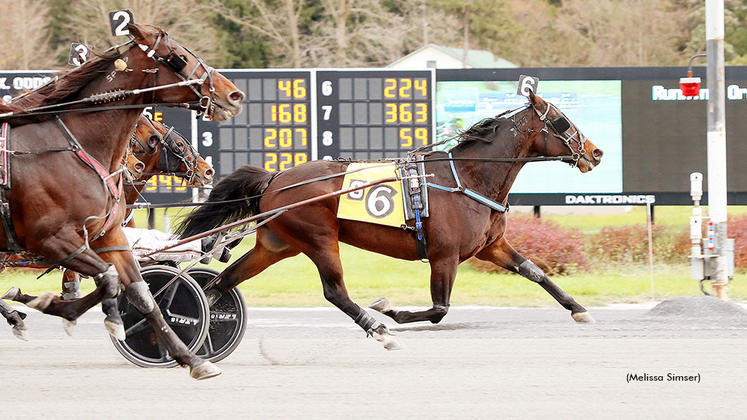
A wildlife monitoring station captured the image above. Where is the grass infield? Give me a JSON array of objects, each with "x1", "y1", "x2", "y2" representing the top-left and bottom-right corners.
[{"x1": 1, "y1": 206, "x2": 745, "y2": 308}]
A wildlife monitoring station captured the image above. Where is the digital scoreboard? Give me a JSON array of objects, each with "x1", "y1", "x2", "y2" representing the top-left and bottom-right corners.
[
  {"x1": 196, "y1": 69, "x2": 434, "y2": 177},
  {"x1": 197, "y1": 71, "x2": 313, "y2": 176},
  {"x1": 316, "y1": 70, "x2": 433, "y2": 160}
]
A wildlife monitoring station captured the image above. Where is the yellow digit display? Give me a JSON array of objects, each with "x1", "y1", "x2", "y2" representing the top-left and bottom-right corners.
[
  {"x1": 264, "y1": 128, "x2": 277, "y2": 147},
  {"x1": 384, "y1": 103, "x2": 428, "y2": 124},
  {"x1": 293, "y1": 79, "x2": 306, "y2": 98},
  {"x1": 279, "y1": 128, "x2": 293, "y2": 148},
  {"x1": 157, "y1": 175, "x2": 173, "y2": 189},
  {"x1": 293, "y1": 104, "x2": 307, "y2": 123},
  {"x1": 400, "y1": 128, "x2": 412, "y2": 148},
  {"x1": 414, "y1": 128, "x2": 429, "y2": 146},
  {"x1": 415, "y1": 103, "x2": 428, "y2": 122},
  {"x1": 398, "y1": 78, "x2": 412, "y2": 98},
  {"x1": 145, "y1": 177, "x2": 157, "y2": 192},
  {"x1": 385, "y1": 103, "x2": 397, "y2": 123},
  {"x1": 384, "y1": 79, "x2": 397, "y2": 98},
  {"x1": 296, "y1": 128, "x2": 307, "y2": 146},
  {"x1": 264, "y1": 152, "x2": 309, "y2": 172},
  {"x1": 414, "y1": 79, "x2": 427, "y2": 97},
  {"x1": 399, "y1": 127, "x2": 429, "y2": 148},
  {"x1": 143, "y1": 175, "x2": 187, "y2": 191},
  {"x1": 278, "y1": 79, "x2": 307, "y2": 99},
  {"x1": 399, "y1": 103, "x2": 412, "y2": 123},
  {"x1": 278, "y1": 80, "x2": 292, "y2": 98}
]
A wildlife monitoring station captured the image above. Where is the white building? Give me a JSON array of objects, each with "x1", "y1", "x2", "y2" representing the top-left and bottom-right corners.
[{"x1": 387, "y1": 43, "x2": 517, "y2": 69}]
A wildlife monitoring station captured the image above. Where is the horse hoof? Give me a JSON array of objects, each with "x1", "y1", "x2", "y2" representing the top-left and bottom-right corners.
[
  {"x1": 27, "y1": 293, "x2": 55, "y2": 311},
  {"x1": 368, "y1": 297, "x2": 393, "y2": 313},
  {"x1": 105, "y1": 320, "x2": 126, "y2": 341},
  {"x1": 572, "y1": 311, "x2": 596, "y2": 324},
  {"x1": 190, "y1": 361, "x2": 221, "y2": 380},
  {"x1": 62, "y1": 319, "x2": 77, "y2": 336},
  {"x1": 370, "y1": 324, "x2": 405, "y2": 351},
  {"x1": 12, "y1": 326, "x2": 29, "y2": 341},
  {"x1": 2, "y1": 286, "x2": 20, "y2": 300}
]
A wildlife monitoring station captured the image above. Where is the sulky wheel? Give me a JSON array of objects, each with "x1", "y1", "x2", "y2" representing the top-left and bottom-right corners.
[
  {"x1": 187, "y1": 267, "x2": 247, "y2": 363},
  {"x1": 110, "y1": 265, "x2": 210, "y2": 368}
]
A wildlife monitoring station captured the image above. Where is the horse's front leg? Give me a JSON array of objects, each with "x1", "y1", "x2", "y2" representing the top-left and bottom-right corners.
[
  {"x1": 369, "y1": 255, "x2": 458, "y2": 325},
  {"x1": 102, "y1": 246, "x2": 221, "y2": 380},
  {"x1": 475, "y1": 237, "x2": 595, "y2": 323}
]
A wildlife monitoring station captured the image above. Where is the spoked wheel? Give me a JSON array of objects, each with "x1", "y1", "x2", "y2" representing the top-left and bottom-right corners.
[
  {"x1": 187, "y1": 267, "x2": 247, "y2": 363},
  {"x1": 110, "y1": 265, "x2": 210, "y2": 368}
]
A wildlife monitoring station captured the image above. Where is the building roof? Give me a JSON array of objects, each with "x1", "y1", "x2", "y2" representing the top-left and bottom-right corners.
[{"x1": 387, "y1": 43, "x2": 517, "y2": 69}]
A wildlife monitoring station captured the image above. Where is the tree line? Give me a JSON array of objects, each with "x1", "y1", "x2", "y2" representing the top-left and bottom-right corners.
[{"x1": 2, "y1": 0, "x2": 747, "y2": 71}]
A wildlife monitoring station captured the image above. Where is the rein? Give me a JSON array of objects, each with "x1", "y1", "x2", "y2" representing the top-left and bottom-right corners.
[{"x1": 0, "y1": 80, "x2": 203, "y2": 120}]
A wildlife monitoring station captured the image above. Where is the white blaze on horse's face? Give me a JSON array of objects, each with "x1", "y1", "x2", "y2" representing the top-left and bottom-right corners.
[{"x1": 528, "y1": 91, "x2": 603, "y2": 173}]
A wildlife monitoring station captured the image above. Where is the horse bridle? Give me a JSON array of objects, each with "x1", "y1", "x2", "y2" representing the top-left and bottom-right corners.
[
  {"x1": 158, "y1": 124, "x2": 201, "y2": 184},
  {"x1": 130, "y1": 120, "x2": 159, "y2": 155},
  {"x1": 532, "y1": 102, "x2": 587, "y2": 167},
  {"x1": 136, "y1": 31, "x2": 218, "y2": 119}
]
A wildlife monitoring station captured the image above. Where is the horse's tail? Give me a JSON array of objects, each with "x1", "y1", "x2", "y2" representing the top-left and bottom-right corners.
[{"x1": 174, "y1": 165, "x2": 274, "y2": 238}]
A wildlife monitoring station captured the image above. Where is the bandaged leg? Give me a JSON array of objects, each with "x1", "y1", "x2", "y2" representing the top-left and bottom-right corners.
[{"x1": 354, "y1": 307, "x2": 404, "y2": 350}]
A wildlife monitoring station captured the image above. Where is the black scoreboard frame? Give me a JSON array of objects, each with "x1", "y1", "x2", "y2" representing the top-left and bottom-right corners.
[{"x1": 4, "y1": 66, "x2": 747, "y2": 207}]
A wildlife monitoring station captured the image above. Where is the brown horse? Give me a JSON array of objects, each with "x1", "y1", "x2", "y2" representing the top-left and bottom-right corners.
[
  {"x1": 123, "y1": 116, "x2": 214, "y2": 227},
  {"x1": 0, "y1": 23, "x2": 243, "y2": 379},
  {"x1": 52, "y1": 116, "x2": 215, "y2": 312},
  {"x1": 175, "y1": 91, "x2": 603, "y2": 350}
]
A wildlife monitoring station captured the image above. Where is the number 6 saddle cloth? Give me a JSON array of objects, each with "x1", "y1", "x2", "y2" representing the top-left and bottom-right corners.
[{"x1": 337, "y1": 161, "x2": 429, "y2": 228}]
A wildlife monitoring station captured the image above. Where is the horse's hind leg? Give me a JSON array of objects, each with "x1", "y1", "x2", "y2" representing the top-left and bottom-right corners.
[
  {"x1": 301, "y1": 242, "x2": 403, "y2": 350},
  {"x1": 5, "y1": 249, "x2": 127, "y2": 339},
  {"x1": 204, "y1": 228, "x2": 301, "y2": 305},
  {"x1": 0, "y1": 298, "x2": 28, "y2": 340},
  {"x1": 369, "y1": 255, "x2": 459, "y2": 325},
  {"x1": 475, "y1": 237, "x2": 595, "y2": 323}
]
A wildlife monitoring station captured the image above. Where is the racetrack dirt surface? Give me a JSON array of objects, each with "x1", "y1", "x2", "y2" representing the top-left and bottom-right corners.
[{"x1": 2, "y1": 297, "x2": 747, "y2": 420}]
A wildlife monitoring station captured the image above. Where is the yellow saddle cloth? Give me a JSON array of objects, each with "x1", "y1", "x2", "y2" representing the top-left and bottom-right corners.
[{"x1": 337, "y1": 162, "x2": 405, "y2": 228}]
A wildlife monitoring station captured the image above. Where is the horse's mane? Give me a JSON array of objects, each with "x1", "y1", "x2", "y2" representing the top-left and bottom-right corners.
[
  {"x1": 0, "y1": 50, "x2": 122, "y2": 126},
  {"x1": 457, "y1": 116, "x2": 507, "y2": 144},
  {"x1": 454, "y1": 105, "x2": 530, "y2": 146}
]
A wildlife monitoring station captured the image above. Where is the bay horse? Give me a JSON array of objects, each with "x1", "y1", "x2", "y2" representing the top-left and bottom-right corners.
[
  {"x1": 175, "y1": 91, "x2": 603, "y2": 350},
  {"x1": 123, "y1": 116, "x2": 214, "y2": 227},
  {"x1": 0, "y1": 23, "x2": 244, "y2": 379},
  {"x1": 7, "y1": 116, "x2": 215, "y2": 328}
]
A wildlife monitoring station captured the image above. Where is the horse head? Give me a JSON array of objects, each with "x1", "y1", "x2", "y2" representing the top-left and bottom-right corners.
[
  {"x1": 152, "y1": 119, "x2": 214, "y2": 186},
  {"x1": 125, "y1": 154, "x2": 146, "y2": 179},
  {"x1": 129, "y1": 118, "x2": 214, "y2": 187},
  {"x1": 527, "y1": 90, "x2": 603, "y2": 173},
  {"x1": 131, "y1": 114, "x2": 161, "y2": 155},
  {"x1": 127, "y1": 23, "x2": 244, "y2": 122}
]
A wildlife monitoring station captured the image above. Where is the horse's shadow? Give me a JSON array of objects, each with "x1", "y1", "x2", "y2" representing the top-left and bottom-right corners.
[{"x1": 390, "y1": 322, "x2": 494, "y2": 332}]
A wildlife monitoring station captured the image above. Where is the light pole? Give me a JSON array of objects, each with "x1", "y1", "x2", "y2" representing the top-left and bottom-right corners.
[{"x1": 706, "y1": 0, "x2": 729, "y2": 299}]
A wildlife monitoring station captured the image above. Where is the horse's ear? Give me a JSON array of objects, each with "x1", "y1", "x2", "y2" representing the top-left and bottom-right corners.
[
  {"x1": 528, "y1": 89, "x2": 547, "y2": 110},
  {"x1": 127, "y1": 23, "x2": 153, "y2": 44}
]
